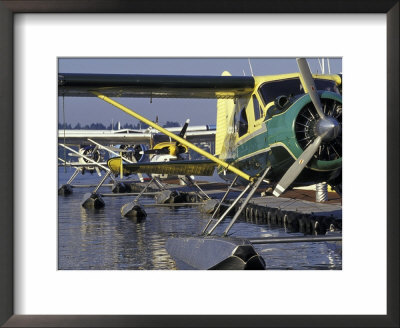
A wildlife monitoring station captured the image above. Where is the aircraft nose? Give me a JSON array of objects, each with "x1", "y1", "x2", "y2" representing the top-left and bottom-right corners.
[{"x1": 315, "y1": 116, "x2": 341, "y2": 142}]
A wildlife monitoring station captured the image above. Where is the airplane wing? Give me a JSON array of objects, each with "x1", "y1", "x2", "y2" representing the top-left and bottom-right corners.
[
  {"x1": 58, "y1": 129, "x2": 153, "y2": 145},
  {"x1": 58, "y1": 126, "x2": 216, "y2": 146},
  {"x1": 108, "y1": 158, "x2": 216, "y2": 176},
  {"x1": 58, "y1": 73, "x2": 255, "y2": 99}
]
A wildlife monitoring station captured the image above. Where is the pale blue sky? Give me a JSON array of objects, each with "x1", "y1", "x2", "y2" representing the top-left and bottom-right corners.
[{"x1": 58, "y1": 58, "x2": 341, "y2": 127}]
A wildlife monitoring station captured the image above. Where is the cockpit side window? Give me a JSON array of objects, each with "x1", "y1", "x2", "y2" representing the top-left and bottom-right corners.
[
  {"x1": 252, "y1": 95, "x2": 262, "y2": 121},
  {"x1": 259, "y1": 78, "x2": 304, "y2": 106},
  {"x1": 237, "y1": 107, "x2": 248, "y2": 137},
  {"x1": 314, "y1": 79, "x2": 340, "y2": 93},
  {"x1": 259, "y1": 77, "x2": 340, "y2": 106}
]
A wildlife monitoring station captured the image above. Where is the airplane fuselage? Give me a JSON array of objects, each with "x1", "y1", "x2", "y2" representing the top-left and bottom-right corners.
[{"x1": 215, "y1": 74, "x2": 342, "y2": 188}]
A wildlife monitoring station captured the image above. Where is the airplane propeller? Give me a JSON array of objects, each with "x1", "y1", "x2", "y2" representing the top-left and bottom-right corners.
[
  {"x1": 273, "y1": 58, "x2": 341, "y2": 197},
  {"x1": 273, "y1": 136, "x2": 323, "y2": 197},
  {"x1": 142, "y1": 119, "x2": 190, "y2": 158},
  {"x1": 67, "y1": 146, "x2": 103, "y2": 176},
  {"x1": 296, "y1": 58, "x2": 326, "y2": 120},
  {"x1": 176, "y1": 119, "x2": 190, "y2": 144},
  {"x1": 142, "y1": 148, "x2": 170, "y2": 155}
]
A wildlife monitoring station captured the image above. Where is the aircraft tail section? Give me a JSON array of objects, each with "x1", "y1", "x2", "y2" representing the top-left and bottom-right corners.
[{"x1": 215, "y1": 71, "x2": 236, "y2": 159}]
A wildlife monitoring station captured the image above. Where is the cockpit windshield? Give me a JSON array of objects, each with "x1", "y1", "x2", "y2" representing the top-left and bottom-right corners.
[{"x1": 259, "y1": 78, "x2": 340, "y2": 106}]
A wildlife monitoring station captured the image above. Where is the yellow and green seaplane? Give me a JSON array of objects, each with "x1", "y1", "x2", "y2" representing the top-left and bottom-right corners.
[{"x1": 58, "y1": 58, "x2": 342, "y2": 270}]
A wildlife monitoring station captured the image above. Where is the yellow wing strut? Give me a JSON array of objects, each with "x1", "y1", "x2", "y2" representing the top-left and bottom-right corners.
[{"x1": 93, "y1": 92, "x2": 253, "y2": 182}]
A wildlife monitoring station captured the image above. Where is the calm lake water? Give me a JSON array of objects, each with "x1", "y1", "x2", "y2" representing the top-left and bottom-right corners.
[{"x1": 58, "y1": 168, "x2": 342, "y2": 270}]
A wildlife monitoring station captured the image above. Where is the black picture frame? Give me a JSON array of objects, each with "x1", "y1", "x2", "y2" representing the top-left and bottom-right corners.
[{"x1": 0, "y1": 1, "x2": 398, "y2": 327}]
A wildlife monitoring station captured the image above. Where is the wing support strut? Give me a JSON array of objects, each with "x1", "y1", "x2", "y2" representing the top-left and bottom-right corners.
[
  {"x1": 93, "y1": 171, "x2": 112, "y2": 194},
  {"x1": 132, "y1": 177, "x2": 157, "y2": 203},
  {"x1": 92, "y1": 92, "x2": 253, "y2": 182},
  {"x1": 58, "y1": 158, "x2": 82, "y2": 196},
  {"x1": 66, "y1": 167, "x2": 82, "y2": 185},
  {"x1": 80, "y1": 170, "x2": 112, "y2": 209},
  {"x1": 58, "y1": 157, "x2": 83, "y2": 185},
  {"x1": 201, "y1": 175, "x2": 238, "y2": 235},
  {"x1": 222, "y1": 167, "x2": 270, "y2": 236},
  {"x1": 179, "y1": 176, "x2": 211, "y2": 200},
  {"x1": 204, "y1": 167, "x2": 270, "y2": 237}
]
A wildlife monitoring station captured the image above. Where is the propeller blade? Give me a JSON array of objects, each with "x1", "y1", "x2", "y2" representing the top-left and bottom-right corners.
[
  {"x1": 297, "y1": 58, "x2": 326, "y2": 119},
  {"x1": 68, "y1": 153, "x2": 81, "y2": 157},
  {"x1": 95, "y1": 167, "x2": 102, "y2": 177},
  {"x1": 176, "y1": 119, "x2": 190, "y2": 145},
  {"x1": 142, "y1": 149, "x2": 158, "y2": 155},
  {"x1": 273, "y1": 136, "x2": 323, "y2": 197},
  {"x1": 142, "y1": 148, "x2": 169, "y2": 155}
]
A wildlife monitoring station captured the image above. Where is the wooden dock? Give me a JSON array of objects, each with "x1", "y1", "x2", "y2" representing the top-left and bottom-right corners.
[{"x1": 168, "y1": 181, "x2": 342, "y2": 234}]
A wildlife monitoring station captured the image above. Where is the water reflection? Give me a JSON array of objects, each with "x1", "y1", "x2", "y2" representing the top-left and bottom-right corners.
[{"x1": 58, "y1": 168, "x2": 342, "y2": 270}]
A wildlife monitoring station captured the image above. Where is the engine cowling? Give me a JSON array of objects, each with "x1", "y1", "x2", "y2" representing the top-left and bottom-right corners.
[
  {"x1": 117, "y1": 144, "x2": 148, "y2": 162},
  {"x1": 295, "y1": 97, "x2": 342, "y2": 162},
  {"x1": 75, "y1": 146, "x2": 105, "y2": 174}
]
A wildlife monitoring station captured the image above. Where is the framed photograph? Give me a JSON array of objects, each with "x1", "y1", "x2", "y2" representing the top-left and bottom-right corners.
[{"x1": 1, "y1": 1, "x2": 398, "y2": 327}]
